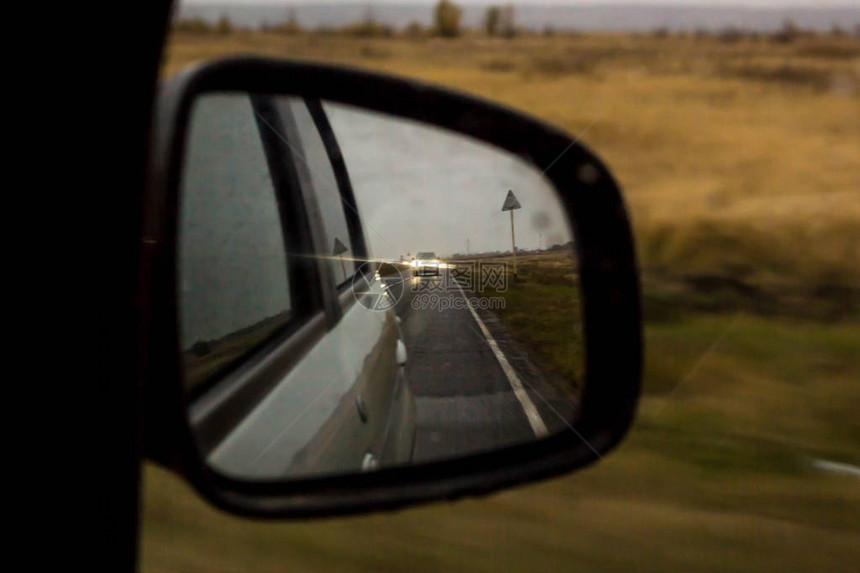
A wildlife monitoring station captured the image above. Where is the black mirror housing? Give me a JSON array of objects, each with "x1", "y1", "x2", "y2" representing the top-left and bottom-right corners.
[{"x1": 141, "y1": 57, "x2": 642, "y2": 518}]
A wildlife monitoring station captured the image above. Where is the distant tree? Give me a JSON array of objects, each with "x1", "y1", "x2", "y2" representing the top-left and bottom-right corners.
[
  {"x1": 484, "y1": 6, "x2": 501, "y2": 37},
  {"x1": 285, "y1": 8, "x2": 302, "y2": 34},
  {"x1": 772, "y1": 18, "x2": 800, "y2": 43},
  {"x1": 404, "y1": 20, "x2": 426, "y2": 39},
  {"x1": 363, "y1": 5, "x2": 376, "y2": 27},
  {"x1": 717, "y1": 27, "x2": 744, "y2": 43},
  {"x1": 434, "y1": 0, "x2": 462, "y2": 38},
  {"x1": 346, "y1": 6, "x2": 393, "y2": 38},
  {"x1": 173, "y1": 17, "x2": 212, "y2": 34},
  {"x1": 830, "y1": 24, "x2": 846, "y2": 38},
  {"x1": 542, "y1": 24, "x2": 555, "y2": 37},
  {"x1": 272, "y1": 8, "x2": 303, "y2": 35},
  {"x1": 499, "y1": 4, "x2": 516, "y2": 38},
  {"x1": 652, "y1": 26, "x2": 670, "y2": 39},
  {"x1": 216, "y1": 14, "x2": 233, "y2": 35}
]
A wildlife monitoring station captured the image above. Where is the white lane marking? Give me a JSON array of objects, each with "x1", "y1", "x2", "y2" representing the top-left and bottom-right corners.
[
  {"x1": 454, "y1": 283, "x2": 549, "y2": 438},
  {"x1": 810, "y1": 458, "x2": 860, "y2": 478}
]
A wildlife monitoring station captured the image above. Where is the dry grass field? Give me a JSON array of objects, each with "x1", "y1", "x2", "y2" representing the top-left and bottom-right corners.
[
  {"x1": 161, "y1": 30, "x2": 860, "y2": 302},
  {"x1": 142, "y1": 30, "x2": 860, "y2": 573}
]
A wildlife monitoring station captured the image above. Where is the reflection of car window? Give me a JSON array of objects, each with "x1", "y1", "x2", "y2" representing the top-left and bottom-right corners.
[
  {"x1": 178, "y1": 94, "x2": 291, "y2": 392},
  {"x1": 280, "y1": 98, "x2": 355, "y2": 287}
]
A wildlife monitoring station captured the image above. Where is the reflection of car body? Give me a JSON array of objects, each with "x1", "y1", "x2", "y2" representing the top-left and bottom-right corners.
[
  {"x1": 413, "y1": 252, "x2": 441, "y2": 276},
  {"x1": 180, "y1": 94, "x2": 416, "y2": 479}
]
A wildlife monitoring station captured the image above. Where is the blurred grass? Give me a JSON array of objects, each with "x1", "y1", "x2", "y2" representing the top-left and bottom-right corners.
[
  {"x1": 143, "y1": 308, "x2": 860, "y2": 573},
  {"x1": 144, "y1": 30, "x2": 860, "y2": 572}
]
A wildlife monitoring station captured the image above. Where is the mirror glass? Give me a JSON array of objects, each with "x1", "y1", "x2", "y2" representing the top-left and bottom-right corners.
[{"x1": 178, "y1": 92, "x2": 585, "y2": 480}]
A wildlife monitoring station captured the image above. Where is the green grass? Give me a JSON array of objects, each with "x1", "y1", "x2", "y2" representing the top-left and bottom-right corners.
[
  {"x1": 450, "y1": 250, "x2": 585, "y2": 390},
  {"x1": 481, "y1": 280, "x2": 584, "y2": 389},
  {"x1": 475, "y1": 253, "x2": 860, "y2": 469},
  {"x1": 142, "y1": 310, "x2": 860, "y2": 573}
]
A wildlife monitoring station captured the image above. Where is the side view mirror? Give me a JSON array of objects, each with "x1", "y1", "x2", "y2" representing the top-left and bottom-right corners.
[{"x1": 142, "y1": 57, "x2": 641, "y2": 517}]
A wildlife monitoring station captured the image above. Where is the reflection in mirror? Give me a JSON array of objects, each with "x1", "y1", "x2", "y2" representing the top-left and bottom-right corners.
[
  {"x1": 178, "y1": 92, "x2": 584, "y2": 481},
  {"x1": 178, "y1": 94, "x2": 293, "y2": 395}
]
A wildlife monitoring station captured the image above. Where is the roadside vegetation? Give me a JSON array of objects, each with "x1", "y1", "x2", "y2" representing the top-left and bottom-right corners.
[
  {"x1": 144, "y1": 19, "x2": 859, "y2": 573},
  {"x1": 451, "y1": 250, "x2": 586, "y2": 392}
]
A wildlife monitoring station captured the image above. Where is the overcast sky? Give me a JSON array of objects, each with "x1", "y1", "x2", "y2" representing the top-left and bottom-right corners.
[
  {"x1": 183, "y1": 1, "x2": 855, "y2": 7},
  {"x1": 322, "y1": 102, "x2": 573, "y2": 260}
]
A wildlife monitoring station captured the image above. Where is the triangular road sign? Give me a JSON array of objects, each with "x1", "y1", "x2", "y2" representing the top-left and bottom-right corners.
[
  {"x1": 501, "y1": 190, "x2": 521, "y2": 211},
  {"x1": 332, "y1": 237, "x2": 348, "y2": 256}
]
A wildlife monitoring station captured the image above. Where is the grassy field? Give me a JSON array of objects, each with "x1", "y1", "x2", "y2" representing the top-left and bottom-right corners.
[
  {"x1": 161, "y1": 30, "x2": 860, "y2": 298},
  {"x1": 449, "y1": 250, "x2": 586, "y2": 390},
  {"x1": 143, "y1": 30, "x2": 860, "y2": 572}
]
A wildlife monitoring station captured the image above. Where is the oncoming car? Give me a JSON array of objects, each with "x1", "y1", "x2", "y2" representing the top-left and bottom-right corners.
[{"x1": 412, "y1": 252, "x2": 442, "y2": 276}]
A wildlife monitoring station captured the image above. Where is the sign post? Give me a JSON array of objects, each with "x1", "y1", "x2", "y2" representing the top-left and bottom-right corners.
[{"x1": 501, "y1": 190, "x2": 522, "y2": 279}]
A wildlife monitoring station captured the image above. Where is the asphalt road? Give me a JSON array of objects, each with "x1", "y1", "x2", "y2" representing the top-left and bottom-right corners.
[{"x1": 384, "y1": 267, "x2": 578, "y2": 464}]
